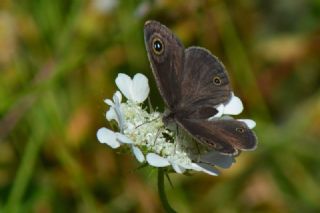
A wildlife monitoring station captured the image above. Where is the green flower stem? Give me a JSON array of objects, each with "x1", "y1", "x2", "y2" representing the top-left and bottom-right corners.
[{"x1": 157, "y1": 168, "x2": 176, "y2": 213}]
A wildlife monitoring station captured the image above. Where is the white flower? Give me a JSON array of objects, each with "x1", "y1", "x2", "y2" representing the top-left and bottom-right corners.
[
  {"x1": 224, "y1": 92, "x2": 244, "y2": 115},
  {"x1": 238, "y1": 119, "x2": 256, "y2": 129},
  {"x1": 97, "y1": 126, "x2": 145, "y2": 163},
  {"x1": 97, "y1": 73, "x2": 256, "y2": 176},
  {"x1": 104, "y1": 91, "x2": 125, "y2": 132},
  {"x1": 211, "y1": 92, "x2": 255, "y2": 129},
  {"x1": 97, "y1": 127, "x2": 132, "y2": 149},
  {"x1": 115, "y1": 73, "x2": 150, "y2": 103},
  {"x1": 146, "y1": 153, "x2": 171, "y2": 167}
]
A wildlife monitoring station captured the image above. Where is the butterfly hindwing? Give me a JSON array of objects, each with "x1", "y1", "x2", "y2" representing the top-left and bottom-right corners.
[{"x1": 178, "y1": 118, "x2": 257, "y2": 155}]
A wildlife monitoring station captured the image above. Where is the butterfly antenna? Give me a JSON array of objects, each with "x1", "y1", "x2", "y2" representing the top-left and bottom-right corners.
[
  {"x1": 135, "y1": 115, "x2": 160, "y2": 129},
  {"x1": 152, "y1": 127, "x2": 162, "y2": 145}
]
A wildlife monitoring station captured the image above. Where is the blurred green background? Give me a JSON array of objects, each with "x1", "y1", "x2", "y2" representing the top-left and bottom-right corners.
[{"x1": 1, "y1": 0, "x2": 320, "y2": 212}]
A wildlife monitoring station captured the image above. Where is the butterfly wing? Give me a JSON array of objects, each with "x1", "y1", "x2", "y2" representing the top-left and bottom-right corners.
[
  {"x1": 175, "y1": 47, "x2": 256, "y2": 155},
  {"x1": 175, "y1": 47, "x2": 232, "y2": 119},
  {"x1": 144, "y1": 21, "x2": 257, "y2": 155},
  {"x1": 144, "y1": 20, "x2": 185, "y2": 110},
  {"x1": 178, "y1": 118, "x2": 257, "y2": 155}
]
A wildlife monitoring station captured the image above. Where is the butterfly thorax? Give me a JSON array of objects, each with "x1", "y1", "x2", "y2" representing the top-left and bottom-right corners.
[{"x1": 162, "y1": 107, "x2": 191, "y2": 127}]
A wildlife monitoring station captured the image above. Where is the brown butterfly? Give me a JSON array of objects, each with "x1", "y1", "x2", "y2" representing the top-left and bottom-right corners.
[{"x1": 144, "y1": 20, "x2": 257, "y2": 155}]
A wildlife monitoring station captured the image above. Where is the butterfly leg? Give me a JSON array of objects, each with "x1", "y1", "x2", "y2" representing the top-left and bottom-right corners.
[{"x1": 152, "y1": 127, "x2": 162, "y2": 146}]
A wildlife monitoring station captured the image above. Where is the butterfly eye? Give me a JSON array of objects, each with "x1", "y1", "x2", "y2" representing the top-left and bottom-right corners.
[
  {"x1": 213, "y1": 76, "x2": 222, "y2": 85},
  {"x1": 152, "y1": 38, "x2": 164, "y2": 55},
  {"x1": 236, "y1": 127, "x2": 245, "y2": 133}
]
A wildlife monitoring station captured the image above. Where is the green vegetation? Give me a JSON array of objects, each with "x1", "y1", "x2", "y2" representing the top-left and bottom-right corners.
[{"x1": 1, "y1": 0, "x2": 320, "y2": 212}]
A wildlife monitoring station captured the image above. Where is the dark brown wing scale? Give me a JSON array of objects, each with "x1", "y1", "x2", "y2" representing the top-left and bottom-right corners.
[
  {"x1": 175, "y1": 47, "x2": 232, "y2": 119},
  {"x1": 144, "y1": 20, "x2": 185, "y2": 109}
]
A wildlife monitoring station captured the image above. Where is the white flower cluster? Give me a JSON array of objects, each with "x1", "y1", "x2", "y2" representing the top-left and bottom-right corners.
[{"x1": 97, "y1": 73, "x2": 256, "y2": 176}]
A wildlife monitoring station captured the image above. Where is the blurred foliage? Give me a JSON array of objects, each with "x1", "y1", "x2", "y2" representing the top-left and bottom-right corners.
[{"x1": 0, "y1": 0, "x2": 320, "y2": 212}]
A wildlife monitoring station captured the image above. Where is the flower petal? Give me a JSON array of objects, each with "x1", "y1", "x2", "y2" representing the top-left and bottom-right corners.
[
  {"x1": 106, "y1": 107, "x2": 118, "y2": 122},
  {"x1": 132, "y1": 73, "x2": 150, "y2": 103},
  {"x1": 97, "y1": 128, "x2": 120, "y2": 149},
  {"x1": 223, "y1": 93, "x2": 243, "y2": 115},
  {"x1": 190, "y1": 163, "x2": 204, "y2": 171},
  {"x1": 132, "y1": 146, "x2": 145, "y2": 163},
  {"x1": 112, "y1": 94, "x2": 126, "y2": 130},
  {"x1": 115, "y1": 133, "x2": 133, "y2": 144},
  {"x1": 211, "y1": 104, "x2": 224, "y2": 119},
  {"x1": 114, "y1": 91, "x2": 122, "y2": 103},
  {"x1": 171, "y1": 162, "x2": 185, "y2": 174},
  {"x1": 200, "y1": 151, "x2": 234, "y2": 169},
  {"x1": 192, "y1": 163, "x2": 219, "y2": 176},
  {"x1": 238, "y1": 119, "x2": 256, "y2": 129},
  {"x1": 115, "y1": 73, "x2": 134, "y2": 101},
  {"x1": 104, "y1": 99, "x2": 114, "y2": 106},
  {"x1": 146, "y1": 153, "x2": 170, "y2": 167}
]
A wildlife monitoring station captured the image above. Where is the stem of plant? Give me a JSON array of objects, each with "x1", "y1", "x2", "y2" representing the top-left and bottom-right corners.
[{"x1": 157, "y1": 168, "x2": 176, "y2": 213}]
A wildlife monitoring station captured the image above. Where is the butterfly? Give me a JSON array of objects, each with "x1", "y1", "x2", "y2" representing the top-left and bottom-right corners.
[{"x1": 144, "y1": 20, "x2": 257, "y2": 155}]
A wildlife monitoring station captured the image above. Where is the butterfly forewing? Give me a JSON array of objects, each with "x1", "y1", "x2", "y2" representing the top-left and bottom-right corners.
[
  {"x1": 144, "y1": 21, "x2": 185, "y2": 110},
  {"x1": 175, "y1": 47, "x2": 232, "y2": 119}
]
